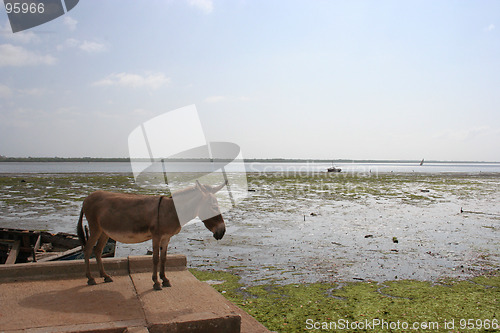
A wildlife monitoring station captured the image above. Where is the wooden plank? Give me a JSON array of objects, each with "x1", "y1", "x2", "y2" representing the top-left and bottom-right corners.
[
  {"x1": 5, "y1": 241, "x2": 20, "y2": 264},
  {"x1": 36, "y1": 246, "x2": 82, "y2": 262},
  {"x1": 32, "y1": 234, "x2": 42, "y2": 262},
  {"x1": 33, "y1": 234, "x2": 42, "y2": 252}
]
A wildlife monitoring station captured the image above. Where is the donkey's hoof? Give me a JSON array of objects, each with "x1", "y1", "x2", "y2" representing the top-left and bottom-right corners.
[
  {"x1": 87, "y1": 278, "x2": 97, "y2": 286},
  {"x1": 153, "y1": 282, "x2": 162, "y2": 291},
  {"x1": 162, "y1": 280, "x2": 171, "y2": 287},
  {"x1": 104, "y1": 276, "x2": 113, "y2": 283}
]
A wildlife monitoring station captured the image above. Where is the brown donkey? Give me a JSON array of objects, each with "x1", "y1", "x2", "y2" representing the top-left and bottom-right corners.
[{"x1": 77, "y1": 181, "x2": 226, "y2": 290}]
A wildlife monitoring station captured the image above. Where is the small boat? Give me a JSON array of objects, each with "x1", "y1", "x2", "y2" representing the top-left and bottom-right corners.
[
  {"x1": 0, "y1": 227, "x2": 116, "y2": 264},
  {"x1": 327, "y1": 163, "x2": 342, "y2": 173},
  {"x1": 420, "y1": 158, "x2": 424, "y2": 166}
]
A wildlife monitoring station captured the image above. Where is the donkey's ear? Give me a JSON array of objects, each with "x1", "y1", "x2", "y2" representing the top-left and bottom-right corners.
[
  {"x1": 195, "y1": 180, "x2": 204, "y2": 192},
  {"x1": 210, "y1": 181, "x2": 227, "y2": 193}
]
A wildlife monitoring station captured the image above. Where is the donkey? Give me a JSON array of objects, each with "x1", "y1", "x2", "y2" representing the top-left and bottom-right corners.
[{"x1": 77, "y1": 181, "x2": 226, "y2": 290}]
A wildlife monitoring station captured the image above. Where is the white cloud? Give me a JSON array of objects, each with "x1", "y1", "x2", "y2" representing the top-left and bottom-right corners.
[
  {"x1": 0, "y1": 84, "x2": 48, "y2": 99},
  {"x1": 0, "y1": 84, "x2": 13, "y2": 98},
  {"x1": 204, "y1": 95, "x2": 227, "y2": 103},
  {"x1": 55, "y1": 106, "x2": 81, "y2": 117},
  {"x1": 79, "y1": 40, "x2": 106, "y2": 53},
  {"x1": 0, "y1": 44, "x2": 56, "y2": 67},
  {"x1": 63, "y1": 16, "x2": 78, "y2": 31},
  {"x1": 58, "y1": 38, "x2": 78, "y2": 49},
  {"x1": 1, "y1": 21, "x2": 39, "y2": 43},
  {"x1": 186, "y1": 0, "x2": 213, "y2": 14},
  {"x1": 57, "y1": 38, "x2": 106, "y2": 53},
  {"x1": 204, "y1": 95, "x2": 250, "y2": 103},
  {"x1": 18, "y1": 88, "x2": 48, "y2": 96},
  {"x1": 93, "y1": 72, "x2": 170, "y2": 90},
  {"x1": 485, "y1": 24, "x2": 495, "y2": 32}
]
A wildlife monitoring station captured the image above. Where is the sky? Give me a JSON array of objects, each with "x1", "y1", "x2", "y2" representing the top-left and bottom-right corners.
[{"x1": 0, "y1": 0, "x2": 499, "y2": 161}]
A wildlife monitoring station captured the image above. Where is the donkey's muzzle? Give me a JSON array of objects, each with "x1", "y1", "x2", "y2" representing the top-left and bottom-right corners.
[
  {"x1": 202, "y1": 214, "x2": 226, "y2": 240},
  {"x1": 213, "y1": 227, "x2": 225, "y2": 240}
]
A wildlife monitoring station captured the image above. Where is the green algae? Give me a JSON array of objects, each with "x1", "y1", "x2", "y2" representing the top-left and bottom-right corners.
[
  {"x1": 245, "y1": 172, "x2": 500, "y2": 209},
  {"x1": 0, "y1": 174, "x2": 170, "y2": 212},
  {"x1": 3, "y1": 172, "x2": 494, "y2": 217},
  {"x1": 191, "y1": 268, "x2": 500, "y2": 332},
  {"x1": 1, "y1": 173, "x2": 497, "y2": 210}
]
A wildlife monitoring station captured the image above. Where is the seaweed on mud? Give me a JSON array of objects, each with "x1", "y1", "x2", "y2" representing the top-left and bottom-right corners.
[
  {"x1": 245, "y1": 173, "x2": 499, "y2": 209},
  {"x1": 192, "y1": 268, "x2": 500, "y2": 333}
]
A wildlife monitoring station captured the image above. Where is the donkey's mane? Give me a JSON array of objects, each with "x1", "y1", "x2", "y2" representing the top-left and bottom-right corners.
[{"x1": 170, "y1": 184, "x2": 198, "y2": 197}]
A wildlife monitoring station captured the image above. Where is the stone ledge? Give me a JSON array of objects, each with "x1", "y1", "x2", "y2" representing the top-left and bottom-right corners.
[
  {"x1": 148, "y1": 314, "x2": 241, "y2": 333},
  {"x1": 0, "y1": 255, "x2": 186, "y2": 283},
  {"x1": 128, "y1": 255, "x2": 186, "y2": 274}
]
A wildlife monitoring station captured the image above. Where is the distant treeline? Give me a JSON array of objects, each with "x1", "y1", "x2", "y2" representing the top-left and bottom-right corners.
[
  {"x1": 0, "y1": 156, "x2": 130, "y2": 162},
  {"x1": 0, "y1": 156, "x2": 496, "y2": 163}
]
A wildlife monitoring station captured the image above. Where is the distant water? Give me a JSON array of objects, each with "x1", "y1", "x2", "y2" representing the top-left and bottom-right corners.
[
  {"x1": 245, "y1": 162, "x2": 500, "y2": 174},
  {"x1": 0, "y1": 161, "x2": 499, "y2": 174}
]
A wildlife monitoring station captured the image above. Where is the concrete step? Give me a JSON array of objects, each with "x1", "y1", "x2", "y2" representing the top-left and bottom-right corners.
[{"x1": 0, "y1": 255, "x2": 270, "y2": 333}]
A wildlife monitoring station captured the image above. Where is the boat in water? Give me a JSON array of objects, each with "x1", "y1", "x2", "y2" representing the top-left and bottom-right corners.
[
  {"x1": 327, "y1": 165, "x2": 342, "y2": 172},
  {"x1": 327, "y1": 167, "x2": 341, "y2": 172},
  {"x1": 0, "y1": 227, "x2": 116, "y2": 264}
]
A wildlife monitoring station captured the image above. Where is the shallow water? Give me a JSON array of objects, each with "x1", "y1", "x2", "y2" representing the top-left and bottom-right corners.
[
  {"x1": 1, "y1": 161, "x2": 500, "y2": 174},
  {"x1": 0, "y1": 172, "x2": 498, "y2": 285}
]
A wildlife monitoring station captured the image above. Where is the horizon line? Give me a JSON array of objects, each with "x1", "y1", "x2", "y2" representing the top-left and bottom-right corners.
[{"x1": 0, "y1": 156, "x2": 499, "y2": 164}]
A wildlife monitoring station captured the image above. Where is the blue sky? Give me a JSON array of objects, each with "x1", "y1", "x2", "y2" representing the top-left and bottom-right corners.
[{"x1": 0, "y1": 0, "x2": 499, "y2": 161}]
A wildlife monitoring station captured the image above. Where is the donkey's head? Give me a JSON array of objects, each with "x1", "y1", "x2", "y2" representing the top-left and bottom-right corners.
[{"x1": 195, "y1": 180, "x2": 226, "y2": 240}]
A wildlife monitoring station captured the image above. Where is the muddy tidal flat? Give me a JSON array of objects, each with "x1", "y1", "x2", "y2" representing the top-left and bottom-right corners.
[{"x1": 0, "y1": 172, "x2": 498, "y2": 285}]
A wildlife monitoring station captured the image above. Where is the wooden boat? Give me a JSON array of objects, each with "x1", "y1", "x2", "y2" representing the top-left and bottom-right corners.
[{"x1": 0, "y1": 227, "x2": 116, "y2": 264}]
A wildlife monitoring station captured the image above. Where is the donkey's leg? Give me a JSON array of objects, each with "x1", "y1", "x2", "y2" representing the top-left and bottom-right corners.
[
  {"x1": 95, "y1": 234, "x2": 113, "y2": 283},
  {"x1": 152, "y1": 235, "x2": 162, "y2": 290},
  {"x1": 83, "y1": 230, "x2": 102, "y2": 286},
  {"x1": 159, "y1": 236, "x2": 171, "y2": 287}
]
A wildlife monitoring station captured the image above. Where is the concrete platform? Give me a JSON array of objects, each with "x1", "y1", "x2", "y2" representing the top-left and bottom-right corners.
[{"x1": 0, "y1": 255, "x2": 270, "y2": 333}]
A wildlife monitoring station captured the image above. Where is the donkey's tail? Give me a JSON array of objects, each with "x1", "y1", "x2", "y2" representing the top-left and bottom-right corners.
[{"x1": 77, "y1": 207, "x2": 86, "y2": 247}]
